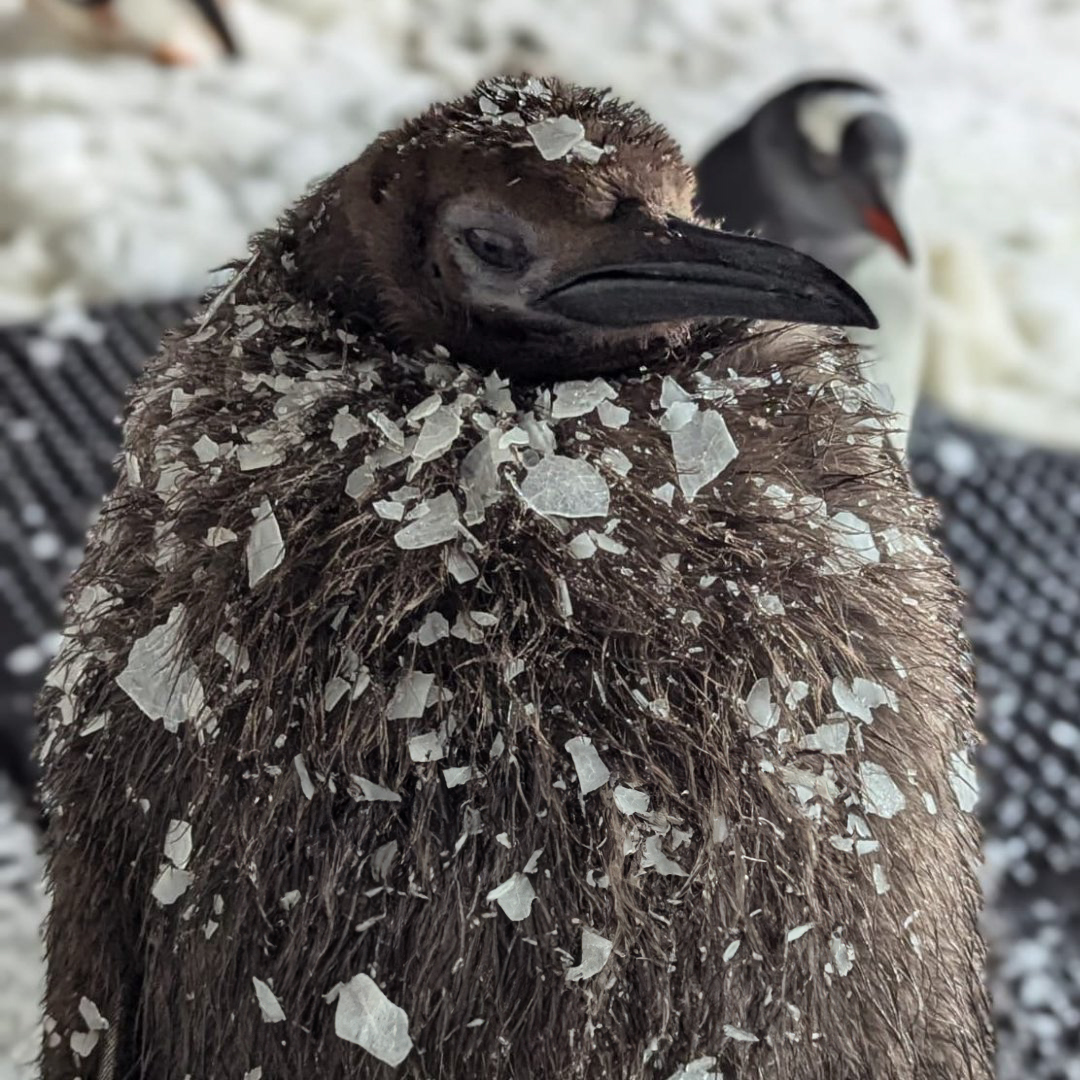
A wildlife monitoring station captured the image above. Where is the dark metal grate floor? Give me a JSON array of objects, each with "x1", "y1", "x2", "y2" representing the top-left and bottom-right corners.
[{"x1": 0, "y1": 305, "x2": 1078, "y2": 1076}]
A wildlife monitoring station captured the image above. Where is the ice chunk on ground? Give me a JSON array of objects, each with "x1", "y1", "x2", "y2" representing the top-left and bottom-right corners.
[{"x1": 386, "y1": 671, "x2": 435, "y2": 720}]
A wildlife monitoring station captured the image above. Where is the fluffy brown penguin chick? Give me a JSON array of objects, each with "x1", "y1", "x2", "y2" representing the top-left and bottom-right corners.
[{"x1": 37, "y1": 76, "x2": 993, "y2": 1080}]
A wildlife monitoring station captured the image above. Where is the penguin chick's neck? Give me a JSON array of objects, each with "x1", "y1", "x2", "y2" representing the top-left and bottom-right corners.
[{"x1": 281, "y1": 78, "x2": 875, "y2": 382}]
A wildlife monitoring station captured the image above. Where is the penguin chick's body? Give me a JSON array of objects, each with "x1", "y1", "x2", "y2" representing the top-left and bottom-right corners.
[{"x1": 38, "y1": 77, "x2": 992, "y2": 1080}]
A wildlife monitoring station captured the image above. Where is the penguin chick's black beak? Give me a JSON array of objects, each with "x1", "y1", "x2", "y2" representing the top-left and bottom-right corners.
[
  {"x1": 189, "y1": 0, "x2": 239, "y2": 56},
  {"x1": 533, "y1": 217, "x2": 878, "y2": 331}
]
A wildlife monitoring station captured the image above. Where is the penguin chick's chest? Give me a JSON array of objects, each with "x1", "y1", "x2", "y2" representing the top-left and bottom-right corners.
[{"x1": 41, "y1": 263, "x2": 985, "y2": 1076}]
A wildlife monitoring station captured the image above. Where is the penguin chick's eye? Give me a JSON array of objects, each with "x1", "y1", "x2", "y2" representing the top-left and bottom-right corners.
[{"x1": 463, "y1": 228, "x2": 531, "y2": 272}]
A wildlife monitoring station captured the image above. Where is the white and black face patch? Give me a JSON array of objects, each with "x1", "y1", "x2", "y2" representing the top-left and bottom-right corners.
[{"x1": 795, "y1": 89, "x2": 887, "y2": 167}]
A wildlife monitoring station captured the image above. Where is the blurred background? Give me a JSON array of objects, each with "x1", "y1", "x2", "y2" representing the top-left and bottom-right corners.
[{"x1": 1, "y1": 1, "x2": 1078, "y2": 1077}]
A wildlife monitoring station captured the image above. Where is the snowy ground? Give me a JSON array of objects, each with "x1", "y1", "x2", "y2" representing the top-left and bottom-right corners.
[{"x1": 1, "y1": 0, "x2": 1080, "y2": 444}]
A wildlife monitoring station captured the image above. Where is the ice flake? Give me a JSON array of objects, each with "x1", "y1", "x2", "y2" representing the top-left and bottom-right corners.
[
  {"x1": 393, "y1": 492, "x2": 460, "y2": 549},
  {"x1": 652, "y1": 483, "x2": 676, "y2": 506},
  {"x1": 744, "y1": 678, "x2": 779, "y2": 738},
  {"x1": 670, "y1": 407, "x2": 738, "y2": 500},
  {"x1": 660, "y1": 400, "x2": 698, "y2": 432},
  {"x1": 660, "y1": 376, "x2": 693, "y2": 407},
  {"x1": 411, "y1": 406, "x2": 461, "y2": 463},
  {"x1": 151, "y1": 865, "x2": 194, "y2": 906},
  {"x1": 722, "y1": 939, "x2": 741, "y2": 962},
  {"x1": 551, "y1": 378, "x2": 616, "y2": 419},
  {"x1": 416, "y1": 612, "x2": 450, "y2": 646},
  {"x1": 206, "y1": 526, "x2": 237, "y2": 547},
  {"x1": 786, "y1": 923, "x2": 814, "y2": 942},
  {"x1": 755, "y1": 592, "x2": 785, "y2": 616},
  {"x1": 247, "y1": 497, "x2": 285, "y2": 587},
  {"x1": 387, "y1": 671, "x2": 435, "y2": 720},
  {"x1": 641, "y1": 834, "x2": 688, "y2": 877},
  {"x1": 164, "y1": 819, "x2": 192, "y2": 869},
  {"x1": 527, "y1": 115, "x2": 586, "y2": 160},
  {"x1": 565, "y1": 928, "x2": 613, "y2": 982},
  {"x1": 444, "y1": 766, "x2": 472, "y2": 788},
  {"x1": 116, "y1": 605, "x2": 204, "y2": 733},
  {"x1": 193, "y1": 434, "x2": 221, "y2": 462},
  {"x1": 243, "y1": 1070, "x2": 263, "y2": 1080},
  {"x1": 872, "y1": 864, "x2": 891, "y2": 895},
  {"x1": 723, "y1": 1024, "x2": 759, "y2": 1043},
  {"x1": 345, "y1": 463, "x2": 376, "y2": 501},
  {"x1": 355, "y1": 777, "x2": 401, "y2": 803},
  {"x1": 368, "y1": 409, "x2": 405, "y2": 448},
  {"x1": 280, "y1": 891, "x2": 301, "y2": 910},
  {"x1": 568, "y1": 532, "x2": 597, "y2": 560},
  {"x1": 78, "y1": 998, "x2": 108, "y2": 1031},
  {"x1": 564, "y1": 736, "x2": 610, "y2": 794},
  {"x1": 70, "y1": 1031, "x2": 99, "y2": 1058},
  {"x1": 666, "y1": 1057, "x2": 721, "y2": 1079},
  {"x1": 294, "y1": 755, "x2": 315, "y2": 799},
  {"x1": 859, "y1": 762, "x2": 907, "y2": 818},
  {"x1": 821, "y1": 511, "x2": 880, "y2": 574},
  {"x1": 445, "y1": 546, "x2": 480, "y2": 583},
  {"x1": 597, "y1": 400, "x2": 630, "y2": 428},
  {"x1": 522, "y1": 848, "x2": 544, "y2": 874},
  {"x1": 409, "y1": 731, "x2": 446, "y2": 762},
  {"x1": 613, "y1": 785, "x2": 650, "y2": 816},
  {"x1": 330, "y1": 408, "x2": 364, "y2": 449},
  {"x1": 712, "y1": 814, "x2": 729, "y2": 844},
  {"x1": 831, "y1": 677, "x2": 897, "y2": 723},
  {"x1": 829, "y1": 936, "x2": 854, "y2": 976},
  {"x1": 600, "y1": 447, "x2": 633, "y2": 477},
  {"x1": 486, "y1": 873, "x2": 537, "y2": 921},
  {"x1": 923, "y1": 791, "x2": 938, "y2": 815},
  {"x1": 324, "y1": 676, "x2": 351, "y2": 711},
  {"x1": 374, "y1": 499, "x2": 406, "y2": 521},
  {"x1": 253, "y1": 978, "x2": 286, "y2": 1023},
  {"x1": 372, "y1": 841, "x2": 398, "y2": 882},
  {"x1": 520, "y1": 456, "x2": 610, "y2": 519},
  {"x1": 237, "y1": 443, "x2": 285, "y2": 471},
  {"x1": 880, "y1": 526, "x2": 933, "y2": 559},
  {"x1": 948, "y1": 750, "x2": 979, "y2": 812},
  {"x1": 334, "y1": 974, "x2": 412, "y2": 1066},
  {"x1": 801, "y1": 721, "x2": 850, "y2": 755}
]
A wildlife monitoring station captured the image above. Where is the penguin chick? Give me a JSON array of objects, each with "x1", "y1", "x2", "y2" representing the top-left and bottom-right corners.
[
  {"x1": 37, "y1": 76, "x2": 992, "y2": 1080},
  {"x1": 695, "y1": 77, "x2": 926, "y2": 450}
]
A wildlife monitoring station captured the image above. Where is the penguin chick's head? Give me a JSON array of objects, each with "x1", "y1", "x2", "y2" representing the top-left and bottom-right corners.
[
  {"x1": 762, "y1": 77, "x2": 911, "y2": 262},
  {"x1": 291, "y1": 76, "x2": 875, "y2": 379}
]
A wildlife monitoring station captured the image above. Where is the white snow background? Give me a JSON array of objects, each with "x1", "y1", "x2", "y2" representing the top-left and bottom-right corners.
[{"x1": 1, "y1": 1, "x2": 1080, "y2": 1077}]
